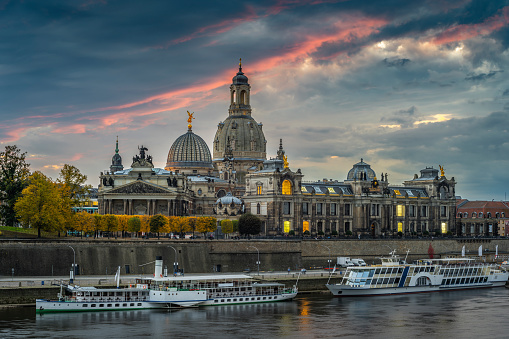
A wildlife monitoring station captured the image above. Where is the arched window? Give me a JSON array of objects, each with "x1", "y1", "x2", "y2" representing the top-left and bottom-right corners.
[
  {"x1": 486, "y1": 212, "x2": 491, "y2": 218},
  {"x1": 463, "y1": 212, "x2": 468, "y2": 218},
  {"x1": 479, "y1": 212, "x2": 483, "y2": 218},
  {"x1": 502, "y1": 212, "x2": 505, "y2": 218},
  {"x1": 257, "y1": 185, "x2": 262, "y2": 195},
  {"x1": 472, "y1": 212, "x2": 477, "y2": 218},
  {"x1": 256, "y1": 203, "x2": 261, "y2": 215},
  {"x1": 496, "y1": 212, "x2": 500, "y2": 218},
  {"x1": 282, "y1": 180, "x2": 292, "y2": 195}
]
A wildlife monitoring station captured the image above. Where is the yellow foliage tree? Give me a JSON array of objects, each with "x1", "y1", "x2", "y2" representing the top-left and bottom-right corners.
[
  {"x1": 74, "y1": 211, "x2": 95, "y2": 237},
  {"x1": 117, "y1": 215, "x2": 130, "y2": 236},
  {"x1": 196, "y1": 216, "x2": 217, "y2": 238},
  {"x1": 169, "y1": 216, "x2": 190, "y2": 237},
  {"x1": 140, "y1": 215, "x2": 150, "y2": 233},
  {"x1": 14, "y1": 171, "x2": 66, "y2": 238},
  {"x1": 221, "y1": 219, "x2": 233, "y2": 238}
]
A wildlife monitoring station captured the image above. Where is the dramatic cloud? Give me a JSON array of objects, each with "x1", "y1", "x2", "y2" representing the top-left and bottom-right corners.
[{"x1": 1, "y1": 0, "x2": 509, "y2": 200}]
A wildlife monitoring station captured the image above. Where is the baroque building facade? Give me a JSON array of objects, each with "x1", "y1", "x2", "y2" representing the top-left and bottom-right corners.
[{"x1": 98, "y1": 62, "x2": 460, "y2": 237}]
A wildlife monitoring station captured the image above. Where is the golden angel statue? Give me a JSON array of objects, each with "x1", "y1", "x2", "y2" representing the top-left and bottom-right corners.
[
  {"x1": 439, "y1": 165, "x2": 445, "y2": 177},
  {"x1": 283, "y1": 155, "x2": 289, "y2": 169},
  {"x1": 187, "y1": 111, "x2": 195, "y2": 124}
]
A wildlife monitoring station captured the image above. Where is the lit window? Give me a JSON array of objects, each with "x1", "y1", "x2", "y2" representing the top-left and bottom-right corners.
[
  {"x1": 394, "y1": 189, "x2": 401, "y2": 195},
  {"x1": 257, "y1": 186, "x2": 262, "y2": 195},
  {"x1": 301, "y1": 186, "x2": 308, "y2": 193},
  {"x1": 327, "y1": 187, "x2": 335, "y2": 193},
  {"x1": 284, "y1": 221, "x2": 291, "y2": 233},
  {"x1": 397, "y1": 205, "x2": 405, "y2": 217},
  {"x1": 441, "y1": 222, "x2": 447, "y2": 234},
  {"x1": 398, "y1": 222, "x2": 403, "y2": 232},
  {"x1": 303, "y1": 221, "x2": 310, "y2": 233},
  {"x1": 282, "y1": 180, "x2": 292, "y2": 195}
]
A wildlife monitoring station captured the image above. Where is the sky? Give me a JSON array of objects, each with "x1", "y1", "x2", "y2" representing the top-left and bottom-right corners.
[{"x1": 1, "y1": 0, "x2": 509, "y2": 201}]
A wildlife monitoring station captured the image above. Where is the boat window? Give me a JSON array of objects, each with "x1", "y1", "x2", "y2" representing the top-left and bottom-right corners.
[
  {"x1": 99, "y1": 304, "x2": 104, "y2": 307},
  {"x1": 91, "y1": 304, "x2": 96, "y2": 307},
  {"x1": 137, "y1": 303, "x2": 142, "y2": 306},
  {"x1": 107, "y1": 304, "x2": 112, "y2": 307},
  {"x1": 83, "y1": 304, "x2": 88, "y2": 307},
  {"x1": 130, "y1": 303, "x2": 134, "y2": 306}
]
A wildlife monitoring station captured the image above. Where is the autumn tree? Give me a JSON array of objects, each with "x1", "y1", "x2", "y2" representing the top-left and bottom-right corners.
[
  {"x1": 221, "y1": 219, "x2": 234, "y2": 238},
  {"x1": 74, "y1": 211, "x2": 95, "y2": 238},
  {"x1": 150, "y1": 214, "x2": 168, "y2": 238},
  {"x1": 103, "y1": 214, "x2": 119, "y2": 238},
  {"x1": 238, "y1": 213, "x2": 262, "y2": 236},
  {"x1": 57, "y1": 164, "x2": 92, "y2": 208},
  {"x1": 93, "y1": 214, "x2": 103, "y2": 237},
  {"x1": 140, "y1": 215, "x2": 150, "y2": 234},
  {"x1": 196, "y1": 216, "x2": 217, "y2": 238},
  {"x1": 117, "y1": 215, "x2": 130, "y2": 237},
  {"x1": 188, "y1": 217, "x2": 197, "y2": 237},
  {"x1": 0, "y1": 145, "x2": 30, "y2": 226},
  {"x1": 169, "y1": 216, "x2": 190, "y2": 238},
  {"x1": 14, "y1": 171, "x2": 65, "y2": 237},
  {"x1": 128, "y1": 216, "x2": 141, "y2": 237}
]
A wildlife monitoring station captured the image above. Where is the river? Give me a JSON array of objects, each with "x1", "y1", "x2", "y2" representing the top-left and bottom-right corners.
[{"x1": 1, "y1": 288, "x2": 508, "y2": 338}]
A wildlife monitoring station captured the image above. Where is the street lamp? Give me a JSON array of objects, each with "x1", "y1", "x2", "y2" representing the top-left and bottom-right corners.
[
  {"x1": 320, "y1": 244, "x2": 332, "y2": 271},
  {"x1": 168, "y1": 246, "x2": 179, "y2": 276},
  {"x1": 67, "y1": 245, "x2": 76, "y2": 284},
  {"x1": 248, "y1": 246, "x2": 260, "y2": 275}
]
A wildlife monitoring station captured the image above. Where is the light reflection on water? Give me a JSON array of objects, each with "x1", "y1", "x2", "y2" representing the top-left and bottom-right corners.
[{"x1": 1, "y1": 288, "x2": 508, "y2": 338}]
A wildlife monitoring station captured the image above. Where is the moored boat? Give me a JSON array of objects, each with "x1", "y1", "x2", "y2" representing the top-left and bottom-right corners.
[{"x1": 326, "y1": 251, "x2": 509, "y2": 297}]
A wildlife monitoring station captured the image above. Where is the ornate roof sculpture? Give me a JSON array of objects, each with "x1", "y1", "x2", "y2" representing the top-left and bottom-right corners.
[
  {"x1": 166, "y1": 112, "x2": 213, "y2": 175},
  {"x1": 132, "y1": 145, "x2": 154, "y2": 168}
]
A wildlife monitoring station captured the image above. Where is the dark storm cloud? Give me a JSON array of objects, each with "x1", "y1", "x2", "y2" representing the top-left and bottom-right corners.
[
  {"x1": 383, "y1": 58, "x2": 411, "y2": 67},
  {"x1": 465, "y1": 71, "x2": 502, "y2": 82},
  {"x1": 380, "y1": 106, "x2": 420, "y2": 128}
]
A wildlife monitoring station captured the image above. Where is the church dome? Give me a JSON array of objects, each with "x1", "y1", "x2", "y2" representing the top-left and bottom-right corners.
[
  {"x1": 166, "y1": 129, "x2": 213, "y2": 172},
  {"x1": 232, "y1": 69, "x2": 248, "y2": 85},
  {"x1": 346, "y1": 158, "x2": 376, "y2": 181}
]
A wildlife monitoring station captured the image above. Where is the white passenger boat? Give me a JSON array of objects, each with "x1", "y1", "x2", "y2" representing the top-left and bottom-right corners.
[
  {"x1": 141, "y1": 274, "x2": 298, "y2": 306},
  {"x1": 326, "y1": 251, "x2": 509, "y2": 297},
  {"x1": 36, "y1": 256, "x2": 297, "y2": 312}
]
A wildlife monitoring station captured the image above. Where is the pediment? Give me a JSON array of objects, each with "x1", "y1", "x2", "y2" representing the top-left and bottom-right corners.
[{"x1": 107, "y1": 181, "x2": 172, "y2": 194}]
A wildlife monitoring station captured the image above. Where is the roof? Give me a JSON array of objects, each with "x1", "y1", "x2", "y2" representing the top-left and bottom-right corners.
[{"x1": 301, "y1": 183, "x2": 353, "y2": 195}]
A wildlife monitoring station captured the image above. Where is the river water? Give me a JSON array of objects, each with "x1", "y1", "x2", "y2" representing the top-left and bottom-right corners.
[{"x1": 1, "y1": 288, "x2": 508, "y2": 338}]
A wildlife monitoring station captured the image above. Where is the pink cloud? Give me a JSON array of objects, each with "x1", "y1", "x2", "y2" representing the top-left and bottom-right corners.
[
  {"x1": 433, "y1": 7, "x2": 509, "y2": 45},
  {"x1": 52, "y1": 124, "x2": 87, "y2": 134}
]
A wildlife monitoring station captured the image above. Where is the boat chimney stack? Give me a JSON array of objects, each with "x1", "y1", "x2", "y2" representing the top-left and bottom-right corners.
[{"x1": 155, "y1": 256, "x2": 163, "y2": 279}]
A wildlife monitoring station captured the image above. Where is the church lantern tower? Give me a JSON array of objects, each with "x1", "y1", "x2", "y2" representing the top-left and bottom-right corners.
[
  {"x1": 110, "y1": 136, "x2": 123, "y2": 173},
  {"x1": 213, "y1": 60, "x2": 267, "y2": 187}
]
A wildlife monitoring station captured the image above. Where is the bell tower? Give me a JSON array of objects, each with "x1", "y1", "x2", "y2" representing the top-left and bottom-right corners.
[{"x1": 229, "y1": 59, "x2": 252, "y2": 116}]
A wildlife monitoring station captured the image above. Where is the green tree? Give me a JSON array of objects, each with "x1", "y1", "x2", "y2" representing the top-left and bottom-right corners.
[
  {"x1": 14, "y1": 171, "x2": 65, "y2": 237},
  {"x1": 150, "y1": 214, "x2": 168, "y2": 238},
  {"x1": 57, "y1": 164, "x2": 92, "y2": 208},
  {"x1": 128, "y1": 216, "x2": 141, "y2": 237},
  {"x1": 103, "y1": 214, "x2": 119, "y2": 238},
  {"x1": 238, "y1": 213, "x2": 261, "y2": 236},
  {"x1": 221, "y1": 219, "x2": 234, "y2": 238},
  {"x1": 232, "y1": 220, "x2": 239, "y2": 233},
  {"x1": 0, "y1": 145, "x2": 30, "y2": 226}
]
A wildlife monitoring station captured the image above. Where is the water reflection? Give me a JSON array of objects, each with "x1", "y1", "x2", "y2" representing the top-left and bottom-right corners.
[{"x1": 2, "y1": 289, "x2": 509, "y2": 338}]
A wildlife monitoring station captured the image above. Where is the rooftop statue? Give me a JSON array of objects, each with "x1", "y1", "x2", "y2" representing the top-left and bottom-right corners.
[
  {"x1": 439, "y1": 165, "x2": 445, "y2": 177},
  {"x1": 187, "y1": 111, "x2": 195, "y2": 129}
]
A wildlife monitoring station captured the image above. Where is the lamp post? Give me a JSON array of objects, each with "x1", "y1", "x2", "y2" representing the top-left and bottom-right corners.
[
  {"x1": 320, "y1": 244, "x2": 332, "y2": 271},
  {"x1": 168, "y1": 246, "x2": 179, "y2": 276},
  {"x1": 248, "y1": 246, "x2": 260, "y2": 275},
  {"x1": 67, "y1": 245, "x2": 76, "y2": 283}
]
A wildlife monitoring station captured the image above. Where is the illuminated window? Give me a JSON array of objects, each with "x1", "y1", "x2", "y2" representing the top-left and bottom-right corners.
[
  {"x1": 303, "y1": 221, "x2": 310, "y2": 233},
  {"x1": 301, "y1": 186, "x2": 308, "y2": 193},
  {"x1": 398, "y1": 222, "x2": 403, "y2": 232},
  {"x1": 441, "y1": 222, "x2": 447, "y2": 234},
  {"x1": 397, "y1": 205, "x2": 405, "y2": 217},
  {"x1": 284, "y1": 221, "x2": 291, "y2": 233},
  {"x1": 394, "y1": 189, "x2": 401, "y2": 195},
  {"x1": 327, "y1": 187, "x2": 335, "y2": 193},
  {"x1": 282, "y1": 180, "x2": 292, "y2": 195},
  {"x1": 257, "y1": 186, "x2": 262, "y2": 195}
]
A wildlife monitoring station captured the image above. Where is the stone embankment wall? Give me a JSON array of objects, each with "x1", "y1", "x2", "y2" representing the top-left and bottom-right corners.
[{"x1": 0, "y1": 238, "x2": 505, "y2": 277}]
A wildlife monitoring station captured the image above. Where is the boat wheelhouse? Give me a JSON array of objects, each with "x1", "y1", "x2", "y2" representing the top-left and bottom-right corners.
[{"x1": 326, "y1": 252, "x2": 508, "y2": 297}]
